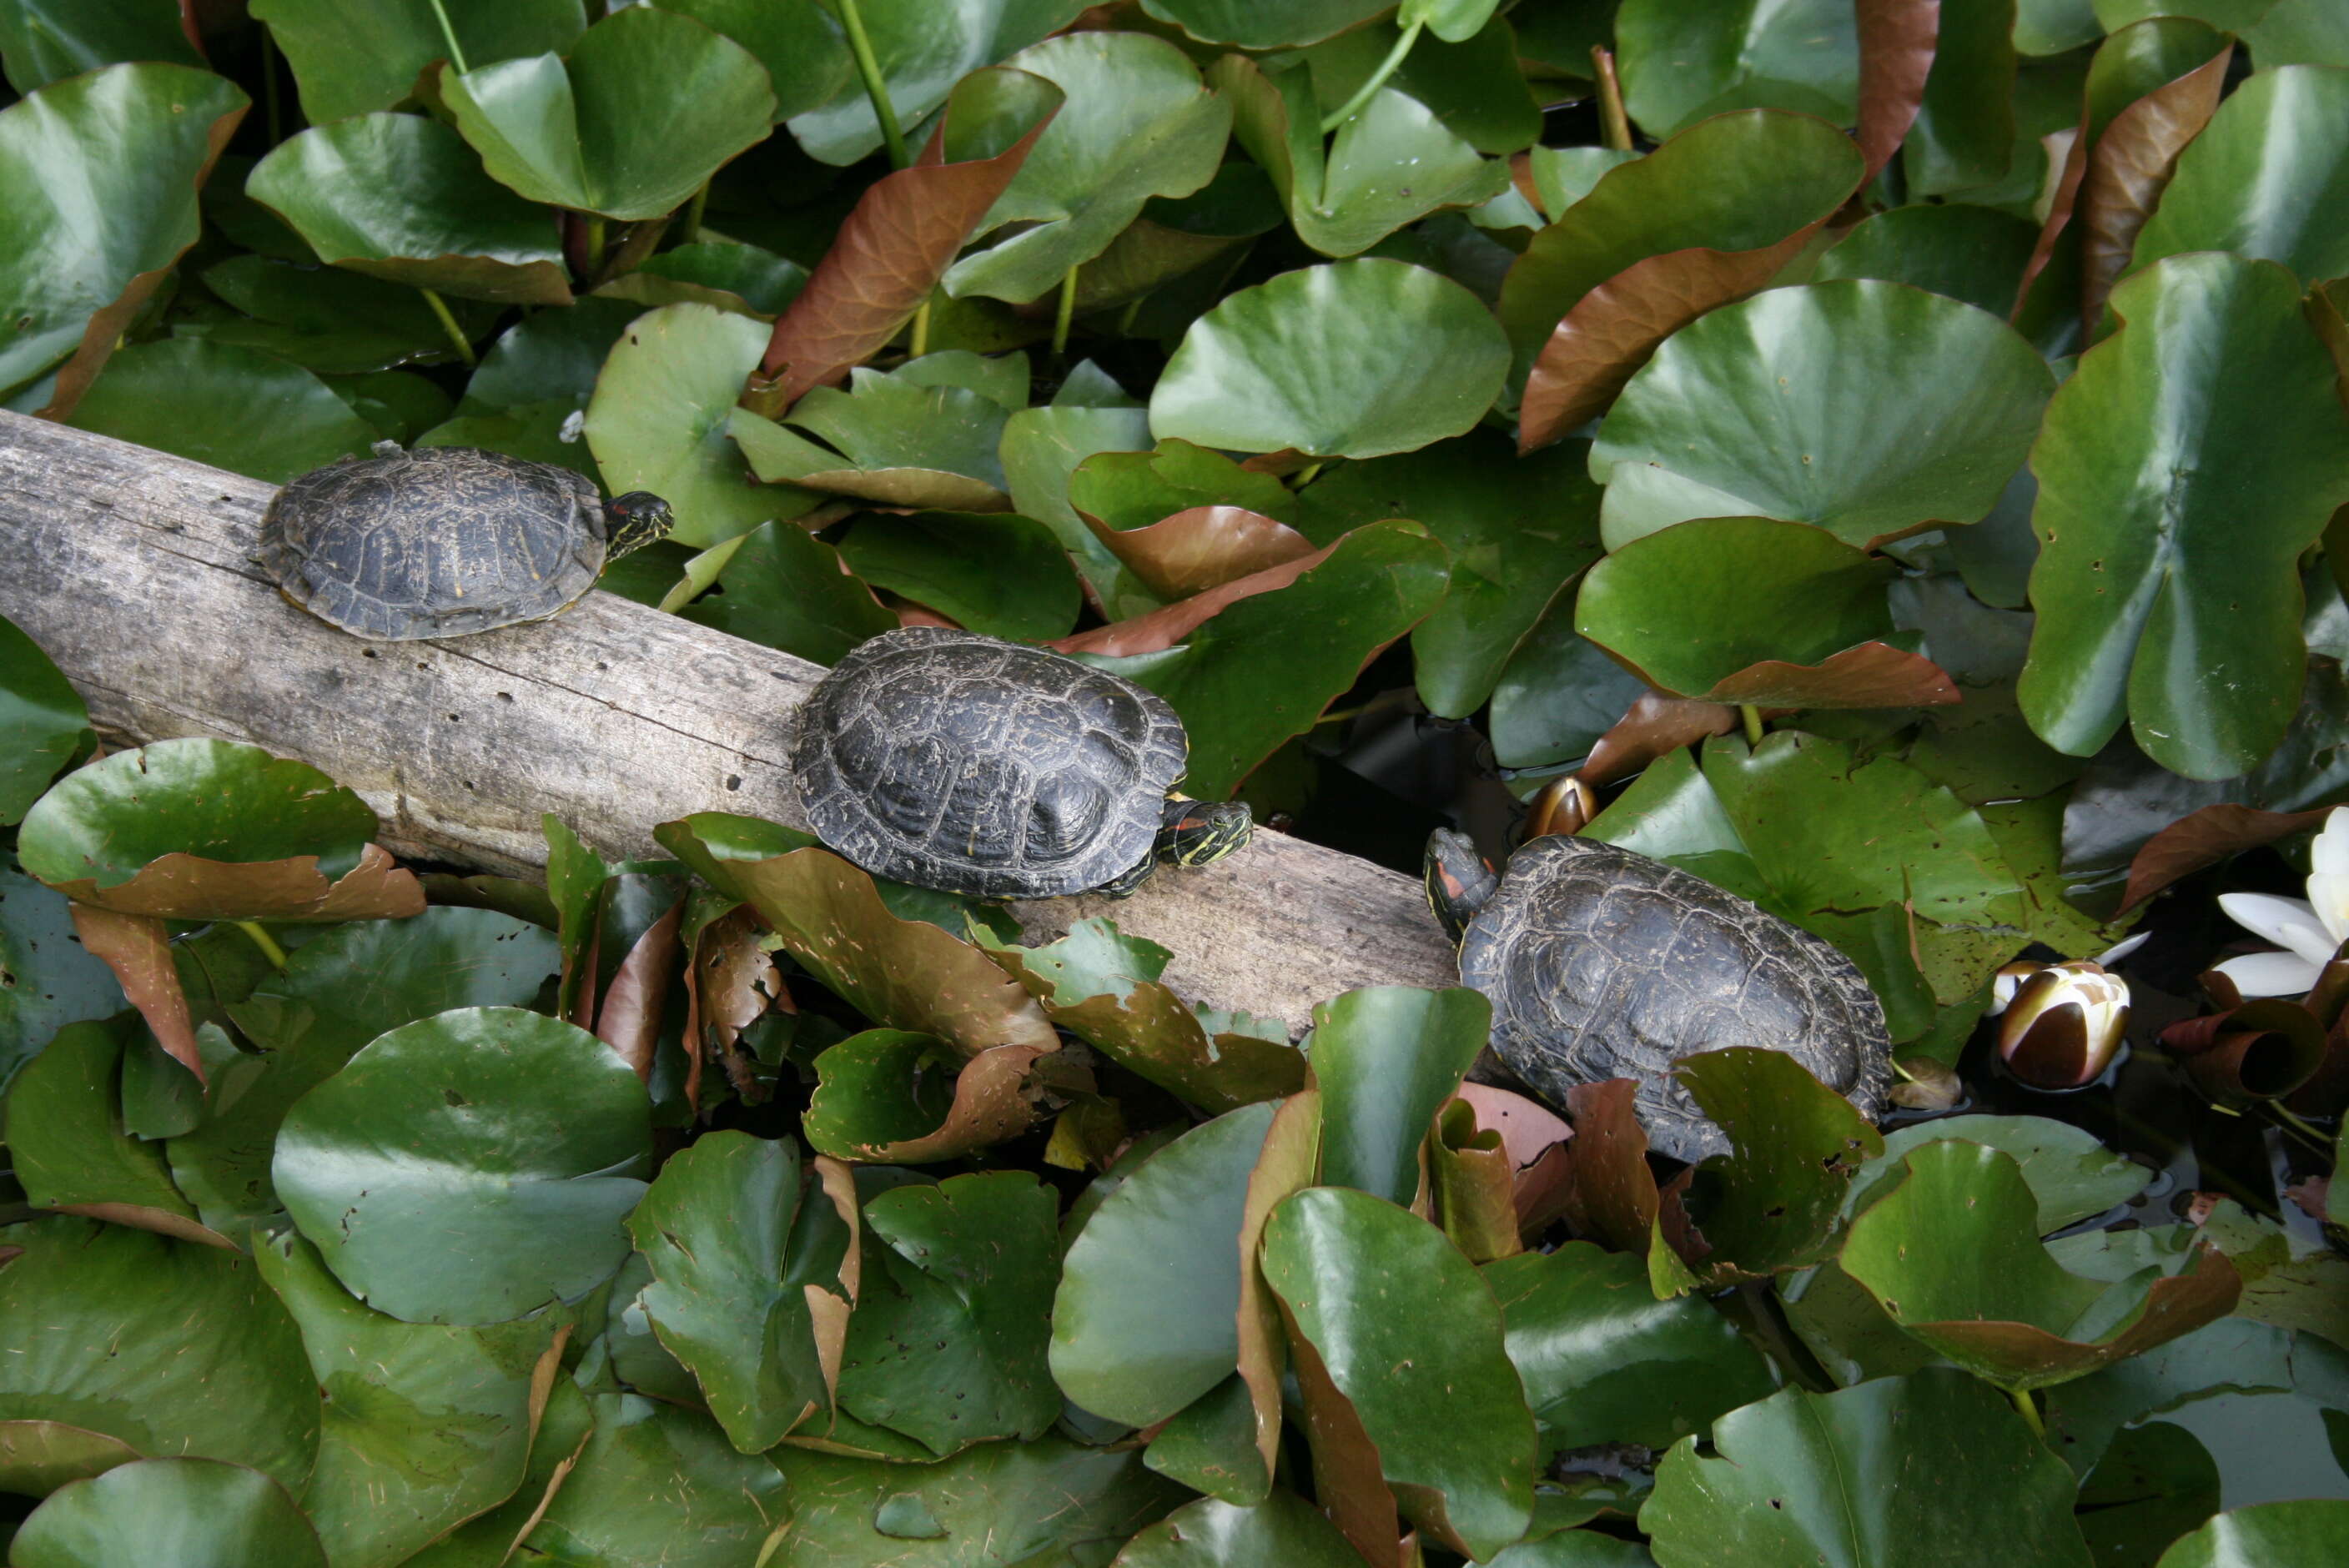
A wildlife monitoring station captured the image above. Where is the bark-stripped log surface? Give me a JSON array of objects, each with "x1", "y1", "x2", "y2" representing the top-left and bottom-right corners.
[{"x1": 0, "y1": 411, "x2": 1459, "y2": 1031}]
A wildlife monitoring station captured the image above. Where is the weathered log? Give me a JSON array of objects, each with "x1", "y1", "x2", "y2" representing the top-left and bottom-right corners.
[{"x1": 0, "y1": 411, "x2": 1459, "y2": 1030}]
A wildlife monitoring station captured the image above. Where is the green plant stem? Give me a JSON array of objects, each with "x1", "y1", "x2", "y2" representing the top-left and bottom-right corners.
[
  {"x1": 681, "y1": 181, "x2": 710, "y2": 246},
  {"x1": 425, "y1": 0, "x2": 470, "y2": 73},
  {"x1": 2008, "y1": 1385, "x2": 2046, "y2": 1439},
  {"x1": 2263, "y1": 1102, "x2": 2334, "y2": 1154},
  {"x1": 1291, "y1": 461, "x2": 1324, "y2": 490},
  {"x1": 260, "y1": 27, "x2": 283, "y2": 145},
  {"x1": 1321, "y1": 18, "x2": 1421, "y2": 133},
  {"x1": 909, "y1": 297, "x2": 932, "y2": 358},
  {"x1": 234, "y1": 920, "x2": 289, "y2": 970},
  {"x1": 1052, "y1": 265, "x2": 1080, "y2": 357},
  {"x1": 1592, "y1": 45, "x2": 1632, "y2": 152},
  {"x1": 835, "y1": 0, "x2": 910, "y2": 169},
  {"x1": 419, "y1": 288, "x2": 476, "y2": 366},
  {"x1": 1740, "y1": 704, "x2": 1765, "y2": 746},
  {"x1": 1116, "y1": 294, "x2": 1145, "y2": 336}
]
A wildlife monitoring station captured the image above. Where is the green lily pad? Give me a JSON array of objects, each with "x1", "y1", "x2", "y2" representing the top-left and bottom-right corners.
[
  {"x1": 2156, "y1": 1500, "x2": 2349, "y2": 1566},
  {"x1": 1841, "y1": 1141, "x2": 2241, "y2": 1392},
  {"x1": 1671, "y1": 1048, "x2": 1885, "y2": 1284},
  {"x1": 1486, "y1": 597, "x2": 1653, "y2": 770},
  {"x1": 1486, "y1": 1240, "x2": 1777, "y2": 1456},
  {"x1": 626, "y1": 1131, "x2": 835, "y2": 1453},
  {"x1": 655, "y1": 813, "x2": 1019, "y2": 939},
  {"x1": 1863, "y1": 1115, "x2": 2152, "y2": 1234},
  {"x1": 438, "y1": 5, "x2": 773, "y2": 222},
  {"x1": 194, "y1": 254, "x2": 496, "y2": 374},
  {"x1": 513, "y1": 1393, "x2": 790, "y2": 1565},
  {"x1": 1150, "y1": 259, "x2": 1510, "y2": 460},
  {"x1": 584, "y1": 302, "x2": 818, "y2": 548},
  {"x1": 2077, "y1": 1421, "x2": 2222, "y2": 1568},
  {"x1": 1295, "y1": 431, "x2": 1604, "y2": 719},
  {"x1": 5, "y1": 1015, "x2": 203, "y2": 1234},
  {"x1": 1310, "y1": 985, "x2": 1491, "y2": 1209},
  {"x1": 1139, "y1": 0, "x2": 1388, "y2": 48},
  {"x1": 677, "y1": 519, "x2": 899, "y2": 666},
  {"x1": 732, "y1": 362, "x2": 1014, "y2": 510},
  {"x1": 1141, "y1": 1372, "x2": 1270, "y2": 1505},
  {"x1": 251, "y1": 0, "x2": 585, "y2": 123},
  {"x1": 2130, "y1": 65, "x2": 2349, "y2": 288},
  {"x1": 65, "y1": 338, "x2": 380, "y2": 484},
  {"x1": 0, "y1": 0, "x2": 203, "y2": 94},
  {"x1": 944, "y1": 32, "x2": 1231, "y2": 304},
  {"x1": 0, "y1": 62, "x2": 246, "y2": 413},
  {"x1": 1053, "y1": 1100, "x2": 1277, "y2": 1428},
  {"x1": 1589, "y1": 280, "x2": 2055, "y2": 551},
  {"x1": 1814, "y1": 203, "x2": 2044, "y2": 317},
  {"x1": 0, "y1": 869, "x2": 121, "y2": 1093},
  {"x1": 840, "y1": 1171, "x2": 1061, "y2": 1455},
  {"x1": 837, "y1": 512, "x2": 1081, "y2": 642},
  {"x1": 274, "y1": 1007, "x2": 651, "y2": 1324},
  {"x1": 1000, "y1": 403, "x2": 1156, "y2": 614},
  {"x1": 803, "y1": 1030, "x2": 1056, "y2": 1163},
  {"x1": 0, "y1": 613, "x2": 89, "y2": 825},
  {"x1": 1573, "y1": 518, "x2": 1915, "y2": 704},
  {"x1": 1213, "y1": 54, "x2": 1509, "y2": 260},
  {"x1": 255, "y1": 1232, "x2": 563, "y2": 1568},
  {"x1": 2249, "y1": 1, "x2": 2349, "y2": 67},
  {"x1": 246, "y1": 112, "x2": 573, "y2": 307},
  {"x1": 1073, "y1": 439, "x2": 1295, "y2": 532},
  {"x1": 621, "y1": 240, "x2": 807, "y2": 316},
  {"x1": 1079, "y1": 519, "x2": 1451, "y2": 798},
  {"x1": 0, "y1": 1421, "x2": 138, "y2": 1500},
  {"x1": 11, "y1": 1456, "x2": 328, "y2": 1567},
  {"x1": 0, "y1": 1218, "x2": 319, "y2": 1490},
  {"x1": 1640, "y1": 1369, "x2": 2095, "y2": 1567},
  {"x1": 1261, "y1": 1186, "x2": 1536, "y2": 1560},
  {"x1": 765, "y1": 1435, "x2": 1186, "y2": 1565},
  {"x1": 1304, "y1": 12, "x2": 1542, "y2": 154},
  {"x1": 2018, "y1": 253, "x2": 2349, "y2": 779},
  {"x1": 1614, "y1": 0, "x2": 1859, "y2": 138},
  {"x1": 1112, "y1": 1490, "x2": 1366, "y2": 1565}
]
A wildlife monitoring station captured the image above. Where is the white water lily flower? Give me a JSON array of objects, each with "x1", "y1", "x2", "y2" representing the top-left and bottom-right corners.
[
  {"x1": 1997, "y1": 961, "x2": 2132, "y2": 1088},
  {"x1": 2211, "y1": 809, "x2": 2349, "y2": 998}
]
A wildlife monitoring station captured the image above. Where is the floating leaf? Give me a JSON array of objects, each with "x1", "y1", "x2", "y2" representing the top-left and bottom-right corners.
[
  {"x1": 193, "y1": 252, "x2": 495, "y2": 374},
  {"x1": 2018, "y1": 254, "x2": 2349, "y2": 779},
  {"x1": 2155, "y1": 1500, "x2": 2349, "y2": 1567},
  {"x1": 0, "y1": 62, "x2": 246, "y2": 414},
  {"x1": 732, "y1": 361, "x2": 1014, "y2": 510},
  {"x1": 1814, "y1": 203, "x2": 2044, "y2": 317},
  {"x1": 274, "y1": 1007, "x2": 651, "y2": 1324},
  {"x1": 1261, "y1": 1186, "x2": 1537, "y2": 1561},
  {"x1": 0, "y1": 0, "x2": 202, "y2": 94},
  {"x1": 677, "y1": 518, "x2": 899, "y2": 666},
  {"x1": 1139, "y1": 0, "x2": 1389, "y2": 49},
  {"x1": 246, "y1": 113, "x2": 572, "y2": 307},
  {"x1": 516, "y1": 1392, "x2": 790, "y2": 1563},
  {"x1": 65, "y1": 339, "x2": 380, "y2": 485},
  {"x1": 803, "y1": 1029, "x2": 1058, "y2": 1163},
  {"x1": 250, "y1": 0, "x2": 584, "y2": 123},
  {"x1": 0, "y1": 1421, "x2": 138, "y2": 1500},
  {"x1": 2130, "y1": 65, "x2": 2349, "y2": 290},
  {"x1": 1864, "y1": 1114, "x2": 2152, "y2": 1233},
  {"x1": 1110, "y1": 1490, "x2": 1366, "y2": 1566},
  {"x1": 0, "y1": 613, "x2": 89, "y2": 826},
  {"x1": 12, "y1": 1457, "x2": 328, "y2": 1568},
  {"x1": 2076, "y1": 1421, "x2": 2222, "y2": 1568},
  {"x1": 0, "y1": 869, "x2": 122, "y2": 1093},
  {"x1": 1613, "y1": 0, "x2": 1859, "y2": 139},
  {"x1": 1640, "y1": 1369, "x2": 2095, "y2": 1568},
  {"x1": 1310, "y1": 985, "x2": 1491, "y2": 1209},
  {"x1": 1589, "y1": 280, "x2": 2055, "y2": 552},
  {"x1": 1902, "y1": 0, "x2": 2019, "y2": 193},
  {"x1": 1150, "y1": 259, "x2": 1510, "y2": 460},
  {"x1": 4, "y1": 1016, "x2": 220, "y2": 1245}
]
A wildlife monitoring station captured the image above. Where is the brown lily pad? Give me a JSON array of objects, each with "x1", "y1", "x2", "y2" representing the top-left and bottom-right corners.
[
  {"x1": 45, "y1": 844, "x2": 423, "y2": 923},
  {"x1": 1082, "y1": 505, "x2": 1318, "y2": 600},
  {"x1": 1703, "y1": 642, "x2": 1963, "y2": 709}
]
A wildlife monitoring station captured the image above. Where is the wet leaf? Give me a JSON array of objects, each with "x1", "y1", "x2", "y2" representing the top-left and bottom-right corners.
[
  {"x1": 1310, "y1": 985, "x2": 1491, "y2": 1208},
  {"x1": 979, "y1": 920, "x2": 1305, "y2": 1113},
  {"x1": 66, "y1": 338, "x2": 379, "y2": 485},
  {"x1": 2019, "y1": 254, "x2": 2349, "y2": 779},
  {"x1": 1814, "y1": 203, "x2": 2044, "y2": 317},
  {"x1": 256, "y1": 1231, "x2": 564, "y2": 1568},
  {"x1": 585, "y1": 301, "x2": 820, "y2": 549},
  {"x1": 1614, "y1": 0, "x2": 1859, "y2": 138},
  {"x1": 1840, "y1": 1140, "x2": 2241, "y2": 1391},
  {"x1": 1084, "y1": 506, "x2": 1315, "y2": 603},
  {"x1": 2075, "y1": 35, "x2": 2234, "y2": 333},
  {"x1": 765, "y1": 1435, "x2": 1185, "y2": 1565},
  {"x1": 274, "y1": 1007, "x2": 651, "y2": 1324},
  {"x1": 0, "y1": 62, "x2": 246, "y2": 415},
  {"x1": 1863, "y1": 1114, "x2": 2152, "y2": 1233},
  {"x1": 733, "y1": 360, "x2": 1014, "y2": 510},
  {"x1": 4, "y1": 1015, "x2": 219, "y2": 1244},
  {"x1": 1641, "y1": 1369, "x2": 2095, "y2": 1567},
  {"x1": 757, "y1": 68, "x2": 1062, "y2": 405},
  {"x1": 803, "y1": 1030, "x2": 1057, "y2": 1163},
  {"x1": 1486, "y1": 1240, "x2": 1777, "y2": 1455},
  {"x1": 0, "y1": 1217, "x2": 319, "y2": 1490},
  {"x1": 1261, "y1": 1186, "x2": 1537, "y2": 1560},
  {"x1": 839, "y1": 1170, "x2": 1060, "y2": 1455},
  {"x1": 837, "y1": 510, "x2": 1081, "y2": 642},
  {"x1": 12, "y1": 1457, "x2": 328, "y2": 1567},
  {"x1": 1902, "y1": 0, "x2": 2020, "y2": 193},
  {"x1": 2155, "y1": 1500, "x2": 2349, "y2": 1566},
  {"x1": 246, "y1": 113, "x2": 572, "y2": 307},
  {"x1": 1590, "y1": 281, "x2": 2055, "y2": 552},
  {"x1": 1234, "y1": 1090, "x2": 1321, "y2": 1492},
  {"x1": 1150, "y1": 259, "x2": 1510, "y2": 460},
  {"x1": 514, "y1": 1392, "x2": 789, "y2": 1564},
  {"x1": 1109, "y1": 1490, "x2": 1365, "y2": 1566},
  {"x1": 2130, "y1": 64, "x2": 2349, "y2": 289},
  {"x1": 677, "y1": 517, "x2": 900, "y2": 666},
  {"x1": 0, "y1": 0, "x2": 201, "y2": 93},
  {"x1": 0, "y1": 613, "x2": 89, "y2": 826},
  {"x1": 1052, "y1": 1100, "x2": 1278, "y2": 1427},
  {"x1": 0, "y1": 869, "x2": 122, "y2": 1093}
]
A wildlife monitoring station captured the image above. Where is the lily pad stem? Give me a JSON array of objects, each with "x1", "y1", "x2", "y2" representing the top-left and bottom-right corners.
[
  {"x1": 836, "y1": 0, "x2": 910, "y2": 169},
  {"x1": 1321, "y1": 18, "x2": 1421, "y2": 133},
  {"x1": 2007, "y1": 1385, "x2": 2045, "y2": 1440},
  {"x1": 581, "y1": 214, "x2": 607, "y2": 279},
  {"x1": 1739, "y1": 704, "x2": 1764, "y2": 746},
  {"x1": 681, "y1": 181, "x2": 710, "y2": 246},
  {"x1": 1291, "y1": 461, "x2": 1324, "y2": 489},
  {"x1": 419, "y1": 288, "x2": 475, "y2": 366},
  {"x1": 2262, "y1": 1101, "x2": 2333, "y2": 1154},
  {"x1": 1592, "y1": 46, "x2": 1632, "y2": 152},
  {"x1": 234, "y1": 920, "x2": 289, "y2": 971},
  {"x1": 425, "y1": 0, "x2": 470, "y2": 74},
  {"x1": 909, "y1": 299, "x2": 932, "y2": 358},
  {"x1": 1052, "y1": 264, "x2": 1079, "y2": 357}
]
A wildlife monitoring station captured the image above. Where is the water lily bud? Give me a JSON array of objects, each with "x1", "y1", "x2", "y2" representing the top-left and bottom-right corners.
[
  {"x1": 1526, "y1": 774, "x2": 1597, "y2": 839},
  {"x1": 1997, "y1": 961, "x2": 2130, "y2": 1089}
]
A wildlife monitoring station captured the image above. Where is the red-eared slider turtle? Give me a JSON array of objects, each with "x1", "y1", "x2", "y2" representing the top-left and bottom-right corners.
[
  {"x1": 792, "y1": 626, "x2": 1251, "y2": 899},
  {"x1": 1426, "y1": 828, "x2": 1891, "y2": 1161},
  {"x1": 259, "y1": 442, "x2": 674, "y2": 641}
]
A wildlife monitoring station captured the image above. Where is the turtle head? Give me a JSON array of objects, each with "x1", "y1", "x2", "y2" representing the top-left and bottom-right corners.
[
  {"x1": 603, "y1": 491, "x2": 676, "y2": 557},
  {"x1": 1425, "y1": 828, "x2": 1498, "y2": 947},
  {"x1": 1157, "y1": 795, "x2": 1252, "y2": 869}
]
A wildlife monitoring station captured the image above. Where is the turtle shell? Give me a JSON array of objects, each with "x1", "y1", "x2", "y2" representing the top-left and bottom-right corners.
[
  {"x1": 1459, "y1": 835, "x2": 1890, "y2": 1162},
  {"x1": 791, "y1": 626, "x2": 1190, "y2": 898},
  {"x1": 259, "y1": 445, "x2": 607, "y2": 641}
]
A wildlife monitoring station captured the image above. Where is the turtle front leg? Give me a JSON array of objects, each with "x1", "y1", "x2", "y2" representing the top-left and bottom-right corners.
[{"x1": 1095, "y1": 853, "x2": 1157, "y2": 899}]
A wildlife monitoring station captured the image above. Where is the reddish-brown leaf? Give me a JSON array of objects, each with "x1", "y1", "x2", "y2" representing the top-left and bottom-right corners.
[
  {"x1": 68, "y1": 906, "x2": 200, "y2": 1083},
  {"x1": 1855, "y1": 0, "x2": 1940, "y2": 179},
  {"x1": 1431, "y1": 1099, "x2": 1523, "y2": 1264},
  {"x1": 1901, "y1": 1244, "x2": 2242, "y2": 1387},
  {"x1": 847, "y1": 1041, "x2": 1066, "y2": 1163},
  {"x1": 1582, "y1": 691, "x2": 1741, "y2": 787},
  {"x1": 2120, "y1": 803, "x2": 2333, "y2": 912},
  {"x1": 2077, "y1": 45, "x2": 2233, "y2": 332},
  {"x1": 807, "y1": 1154, "x2": 863, "y2": 1403},
  {"x1": 45, "y1": 843, "x2": 425, "y2": 923},
  {"x1": 594, "y1": 892, "x2": 685, "y2": 1083},
  {"x1": 2163, "y1": 1000, "x2": 2329, "y2": 1105},
  {"x1": 684, "y1": 905, "x2": 787, "y2": 1110},
  {"x1": 1519, "y1": 232, "x2": 1818, "y2": 450},
  {"x1": 756, "y1": 83, "x2": 1063, "y2": 405},
  {"x1": 53, "y1": 1202, "x2": 238, "y2": 1250},
  {"x1": 1282, "y1": 1295, "x2": 1405, "y2": 1568},
  {"x1": 1703, "y1": 641, "x2": 1962, "y2": 709},
  {"x1": 1049, "y1": 536, "x2": 1342, "y2": 657},
  {"x1": 1235, "y1": 1089, "x2": 1320, "y2": 1482},
  {"x1": 1558, "y1": 1078, "x2": 1659, "y2": 1256},
  {"x1": 1081, "y1": 505, "x2": 1318, "y2": 600}
]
